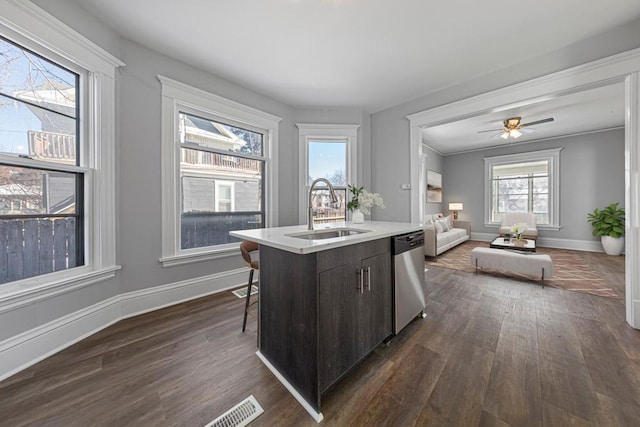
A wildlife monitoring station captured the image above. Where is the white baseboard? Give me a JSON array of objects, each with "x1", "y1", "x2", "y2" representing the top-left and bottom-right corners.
[
  {"x1": 470, "y1": 232, "x2": 604, "y2": 253},
  {"x1": 633, "y1": 300, "x2": 640, "y2": 329},
  {"x1": 0, "y1": 296, "x2": 122, "y2": 382},
  {"x1": 0, "y1": 268, "x2": 250, "y2": 382},
  {"x1": 256, "y1": 351, "x2": 323, "y2": 423},
  {"x1": 120, "y1": 268, "x2": 249, "y2": 319},
  {"x1": 536, "y1": 237, "x2": 603, "y2": 252},
  {"x1": 469, "y1": 232, "x2": 495, "y2": 242}
]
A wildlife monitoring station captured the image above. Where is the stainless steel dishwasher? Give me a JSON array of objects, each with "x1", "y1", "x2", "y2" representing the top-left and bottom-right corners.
[{"x1": 392, "y1": 231, "x2": 426, "y2": 334}]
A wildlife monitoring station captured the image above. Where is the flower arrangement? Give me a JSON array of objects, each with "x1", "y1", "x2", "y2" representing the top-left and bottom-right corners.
[
  {"x1": 510, "y1": 223, "x2": 529, "y2": 240},
  {"x1": 347, "y1": 185, "x2": 385, "y2": 215}
]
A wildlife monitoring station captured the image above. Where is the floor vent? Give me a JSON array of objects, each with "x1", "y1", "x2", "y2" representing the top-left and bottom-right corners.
[
  {"x1": 206, "y1": 395, "x2": 264, "y2": 427},
  {"x1": 232, "y1": 285, "x2": 258, "y2": 299}
]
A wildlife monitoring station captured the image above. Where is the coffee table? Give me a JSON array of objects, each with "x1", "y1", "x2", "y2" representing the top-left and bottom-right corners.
[{"x1": 489, "y1": 236, "x2": 536, "y2": 252}]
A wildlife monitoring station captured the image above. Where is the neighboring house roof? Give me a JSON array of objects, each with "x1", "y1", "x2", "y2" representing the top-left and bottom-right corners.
[
  {"x1": 13, "y1": 81, "x2": 76, "y2": 117},
  {"x1": 49, "y1": 194, "x2": 75, "y2": 214},
  {"x1": 181, "y1": 114, "x2": 245, "y2": 151}
]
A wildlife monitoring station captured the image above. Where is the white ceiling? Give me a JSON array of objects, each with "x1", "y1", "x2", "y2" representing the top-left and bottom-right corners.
[
  {"x1": 68, "y1": 0, "x2": 640, "y2": 112},
  {"x1": 422, "y1": 82, "x2": 626, "y2": 155}
]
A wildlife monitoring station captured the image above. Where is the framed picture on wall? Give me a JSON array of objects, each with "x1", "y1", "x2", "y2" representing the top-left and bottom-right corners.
[{"x1": 426, "y1": 170, "x2": 442, "y2": 203}]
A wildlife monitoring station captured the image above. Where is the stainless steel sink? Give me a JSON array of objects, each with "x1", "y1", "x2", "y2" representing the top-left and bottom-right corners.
[{"x1": 286, "y1": 228, "x2": 371, "y2": 240}]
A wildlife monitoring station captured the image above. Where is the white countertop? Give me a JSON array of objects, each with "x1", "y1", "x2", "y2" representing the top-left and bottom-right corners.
[{"x1": 230, "y1": 221, "x2": 423, "y2": 254}]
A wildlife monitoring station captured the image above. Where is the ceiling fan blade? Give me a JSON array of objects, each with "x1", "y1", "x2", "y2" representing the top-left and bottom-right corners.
[
  {"x1": 477, "y1": 129, "x2": 502, "y2": 133},
  {"x1": 522, "y1": 117, "x2": 554, "y2": 127},
  {"x1": 490, "y1": 131, "x2": 506, "y2": 139},
  {"x1": 520, "y1": 128, "x2": 536, "y2": 134}
]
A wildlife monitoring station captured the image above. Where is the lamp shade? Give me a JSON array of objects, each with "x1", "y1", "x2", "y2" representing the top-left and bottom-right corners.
[{"x1": 448, "y1": 202, "x2": 463, "y2": 211}]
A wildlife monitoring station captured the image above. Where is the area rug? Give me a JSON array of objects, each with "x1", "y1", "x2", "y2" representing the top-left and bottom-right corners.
[{"x1": 426, "y1": 240, "x2": 620, "y2": 299}]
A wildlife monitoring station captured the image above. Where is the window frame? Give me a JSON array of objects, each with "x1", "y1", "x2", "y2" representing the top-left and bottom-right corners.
[
  {"x1": 296, "y1": 124, "x2": 359, "y2": 224},
  {"x1": 0, "y1": 35, "x2": 85, "y2": 283},
  {"x1": 0, "y1": 1, "x2": 122, "y2": 305},
  {"x1": 159, "y1": 75, "x2": 281, "y2": 267},
  {"x1": 483, "y1": 148, "x2": 562, "y2": 230}
]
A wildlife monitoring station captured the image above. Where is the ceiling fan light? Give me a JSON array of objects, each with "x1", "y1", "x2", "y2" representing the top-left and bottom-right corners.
[
  {"x1": 511, "y1": 129, "x2": 522, "y2": 138},
  {"x1": 500, "y1": 132, "x2": 509, "y2": 139},
  {"x1": 506, "y1": 117, "x2": 521, "y2": 128}
]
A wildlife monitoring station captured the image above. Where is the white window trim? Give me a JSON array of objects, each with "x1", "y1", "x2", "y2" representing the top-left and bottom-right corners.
[
  {"x1": 0, "y1": 0, "x2": 123, "y2": 308},
  {"x1": 483, "y1": 148, "x2": 562, "y2": 230},
  {"x1": 159, "y1": 75, "x2": 281, "y2": 267},
  {"x1": 296, "y1": 124, "x2": 359, "y2": 224}
]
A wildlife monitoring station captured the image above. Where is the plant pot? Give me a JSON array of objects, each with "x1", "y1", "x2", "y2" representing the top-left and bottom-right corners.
[
  {"x1": 601, "y1": 235, "x2": 624, "y2": 256},
  {"x1": 352, "y1": 209, "x2": 365, "y2": 224}
]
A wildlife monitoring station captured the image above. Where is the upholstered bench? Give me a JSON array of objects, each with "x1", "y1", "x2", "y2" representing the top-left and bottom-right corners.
[{"x1": 469, "y1": 247, "x2": 553, "y2": 287}]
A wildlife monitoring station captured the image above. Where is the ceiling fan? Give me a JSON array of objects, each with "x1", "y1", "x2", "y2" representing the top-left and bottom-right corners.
[{"x1": 478, "y1": 116, "x2": 554, "y2": 140}]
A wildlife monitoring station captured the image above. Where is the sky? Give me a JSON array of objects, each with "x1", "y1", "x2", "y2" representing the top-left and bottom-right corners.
[{"x1": 308, "y1": 140, "x2": 346, "y2": 185}]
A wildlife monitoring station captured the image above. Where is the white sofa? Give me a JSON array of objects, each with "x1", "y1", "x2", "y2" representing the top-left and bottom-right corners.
[{"x1": 423, "y1": 214, "x2": 470, "y2": 258}]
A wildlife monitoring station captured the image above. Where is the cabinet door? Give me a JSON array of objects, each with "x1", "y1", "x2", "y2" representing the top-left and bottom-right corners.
[
  {"x1": 360, "y1": 252, "x2": 393, "y2": 354},
  {"x1": 318, "y1": 264, "x2": 362, "y2": 392}
]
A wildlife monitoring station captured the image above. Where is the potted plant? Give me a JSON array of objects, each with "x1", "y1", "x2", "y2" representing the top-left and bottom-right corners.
[
  {"x1": 587, "y1": 202, "x2": 625, "y2": 255},
  {"x1": 347, "y1": 185, "x2": 385, "y2": 224}
]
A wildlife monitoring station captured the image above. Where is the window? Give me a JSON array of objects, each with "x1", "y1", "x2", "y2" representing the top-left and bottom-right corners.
[
  {"x1": 297, "y1": 124, "x2": 359, "y2": 225},
  {"x1": 0, "y1": 1, "x2": 121, "y2": 295},
  {"x1": 484, "y1": 149, "x2": 562, "y2": 229},
  {"x1": 308, "y1": 140, "x2": 347, "y2": 223},
  {"x1": 215, "y1": 181, "x2": 234, "y2": 212},
  {"x1": 160, "y1": 76, "x2": 281, "y2": 266},
  {"x1": 178, "y1": 111, "x2": 263, "y2": 249},
  {"x1": 0, "y1": 36, "x2": 84, "y2": 284}
]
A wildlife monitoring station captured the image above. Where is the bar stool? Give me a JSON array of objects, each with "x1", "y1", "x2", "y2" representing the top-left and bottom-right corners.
[{"x1": 240, "y1": 240, "x2": 259, "y2": 333}]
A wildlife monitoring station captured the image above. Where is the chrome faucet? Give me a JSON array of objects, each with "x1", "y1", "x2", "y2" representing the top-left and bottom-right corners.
[{"x1": 308, "y1": 178, "x2": 338, "y2": 230}]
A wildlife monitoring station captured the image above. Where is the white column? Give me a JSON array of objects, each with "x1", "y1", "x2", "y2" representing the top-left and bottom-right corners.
[
  {"x1": 625, "y1": 72, "x2": 640, "y2": 328},
  {"x1": 409, "y1": 125, "x2": 425, "y2": 224}
]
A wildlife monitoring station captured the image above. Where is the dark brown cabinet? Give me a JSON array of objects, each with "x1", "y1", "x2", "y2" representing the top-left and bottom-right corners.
[{"x1": 258, "y1": 237, "x2": 392, "y2": 414}]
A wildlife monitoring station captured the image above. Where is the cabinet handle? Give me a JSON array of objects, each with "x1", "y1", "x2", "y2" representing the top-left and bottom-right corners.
[
  {"x1": 358, "y1": 268, "x2": 364, "y2": 294},
  {"x1": 366, "y1": 266, "x2": 371, "y2": 291}
]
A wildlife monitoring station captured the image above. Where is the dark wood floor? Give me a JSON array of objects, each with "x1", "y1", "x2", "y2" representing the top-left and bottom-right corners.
[{"x1": 1, "y1": 252, "x2": 638, "y2": 426}]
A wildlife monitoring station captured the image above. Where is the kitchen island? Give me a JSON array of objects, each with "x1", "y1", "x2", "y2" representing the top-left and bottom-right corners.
[{"x1": 230, "y1": 221, "x2": 423, "y2": 422}]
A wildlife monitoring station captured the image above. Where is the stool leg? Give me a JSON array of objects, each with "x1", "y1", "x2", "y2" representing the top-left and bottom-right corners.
[
  {"x1": 541, "y1": 268, "x2": 545, "y2": 289},
  {"x1": 242, "y1": 269, "x2": 254, "y2": 333}
]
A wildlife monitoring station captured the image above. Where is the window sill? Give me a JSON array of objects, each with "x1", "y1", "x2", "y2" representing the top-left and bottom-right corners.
[
  {"x1": 160, "y1": 246, "x2": 240, "y2": 267},
  {"x1": 0, "y1": 266, "x2": 121, "y2": 313},
  {"x1": 484, "y1": 223, "x2": 562, "y2": 231}
]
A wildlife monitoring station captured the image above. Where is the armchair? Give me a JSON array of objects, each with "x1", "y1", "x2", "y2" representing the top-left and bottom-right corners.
[{"x1": 498, "y1": 212, "x2": 538, "y2": 240}]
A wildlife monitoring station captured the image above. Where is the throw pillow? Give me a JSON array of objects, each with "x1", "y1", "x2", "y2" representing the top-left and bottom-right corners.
[
  {"x1": 443, "y1": 215, "x2": 452, "y2": 229},
  {"x1": 437, "y1": 219, "x2": 450, "y2": 232},
  {"x1": 434, "y1": 221, "x2": 444, "y2": 233}
]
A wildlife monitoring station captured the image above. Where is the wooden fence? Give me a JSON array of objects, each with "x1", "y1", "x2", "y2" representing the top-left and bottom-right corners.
[
  {"x1": 0, "y1": 218, "x2": 77, "y2": 284},
  {"x1": 181, "y1": 212, "x2": 263, "y2": 249}
]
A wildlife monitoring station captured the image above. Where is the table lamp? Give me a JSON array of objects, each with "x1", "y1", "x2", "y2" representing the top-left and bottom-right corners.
[{"x1": 448, "y1": 202, "x2": 463, "y2": 220}]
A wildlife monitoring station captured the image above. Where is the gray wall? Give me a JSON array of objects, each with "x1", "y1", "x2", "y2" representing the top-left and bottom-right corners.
[
  {"x1": 1, "y1": 1, "x2": 376, "y2": 342},
  {"x1": 441, "y1": 129, "x2": 625, "y2": 242},
  {"x1": 371, "y1": 17, "x2": 640, "y2": 223}
]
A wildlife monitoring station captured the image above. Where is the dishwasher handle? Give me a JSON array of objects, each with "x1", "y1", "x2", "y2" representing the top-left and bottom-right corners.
[{"x1": 392, "y1": 232, "x2": 425, "y2": 255}]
